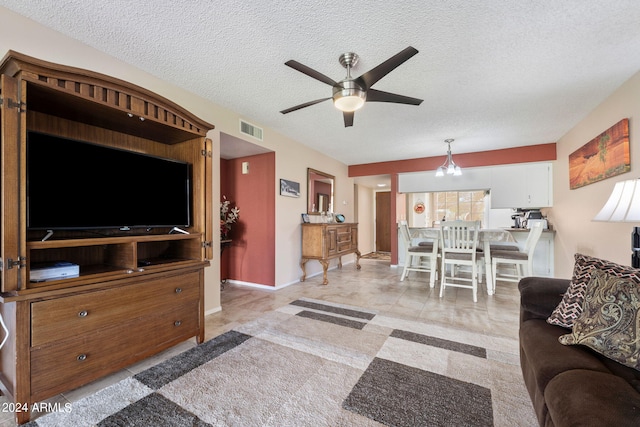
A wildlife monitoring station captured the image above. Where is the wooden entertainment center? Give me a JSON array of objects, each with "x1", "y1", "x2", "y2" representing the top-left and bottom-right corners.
[{"x1": 0, "y1": 51, "x2": 214, "y2": 423}]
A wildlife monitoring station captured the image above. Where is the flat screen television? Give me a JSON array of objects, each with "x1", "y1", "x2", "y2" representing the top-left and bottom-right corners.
[{"x1": 27, "y1": 131, "x2": 192, "y2": 231}]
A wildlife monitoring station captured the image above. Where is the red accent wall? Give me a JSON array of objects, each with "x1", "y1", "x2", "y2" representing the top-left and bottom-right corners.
[
  {"x1": 220, "y1": 152, "x2": 276, "y2": 286},
  {"x1": 391, "y1": 174, "x2": 399, "y2": 264},
  {"x1": 220, "y1": 159, "x2": 231, "y2": 279},
  {"x1": 348, "y1": 143, "x2": 556, "y2": 177}
]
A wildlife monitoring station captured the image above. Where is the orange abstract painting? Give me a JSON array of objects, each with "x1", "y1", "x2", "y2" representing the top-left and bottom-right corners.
[{"x1": 569, "y1": 118, "x2": 630, "y2": 189}]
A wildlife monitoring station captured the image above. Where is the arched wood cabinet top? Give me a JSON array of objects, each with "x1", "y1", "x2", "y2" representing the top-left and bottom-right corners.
[{"x1": 0, "y1": 50, "x2": 214, "y2": 144}]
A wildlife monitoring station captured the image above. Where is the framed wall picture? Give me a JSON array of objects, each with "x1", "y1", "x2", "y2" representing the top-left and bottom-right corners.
[
  {"x1": 280, "y1": 179, "x2": 300, "y2": 197},
  {"x1": 569, "y1": 118, "x2": 630, "y2": 189}
]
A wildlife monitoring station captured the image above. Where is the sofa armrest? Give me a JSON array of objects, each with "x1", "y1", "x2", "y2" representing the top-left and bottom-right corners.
[{"x1": 519, "y1": 276, "x2": 570, "y2": 322}]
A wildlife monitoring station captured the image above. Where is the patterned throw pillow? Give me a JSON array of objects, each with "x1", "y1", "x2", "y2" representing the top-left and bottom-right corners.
[
  {"x1": 559, "y1": 270, "x2": 640, "y2": 371},
  {"x1": 547, "y1": 254, "x2": 640, "y2": 328}
]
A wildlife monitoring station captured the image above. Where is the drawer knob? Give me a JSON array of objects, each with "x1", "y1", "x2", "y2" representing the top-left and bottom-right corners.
[
  {"x1": 78, "y1": 310, "x2": 88, "y2": 318},
  {"x1": 77, "y1": 354, "x2": 87, "y2": 362},
  {"x1": 175, "y1": 287, "x2": 182, "y2": 294},
  {"x1": 137, "y1": 267, "x2": 145, "y2": 272},
  {"x1": 174, "y1": 320, "x2": 182, "y2": 327}
]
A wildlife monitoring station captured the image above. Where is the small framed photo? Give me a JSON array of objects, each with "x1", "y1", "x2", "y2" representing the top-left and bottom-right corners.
[
  {"x1": 301, "y1": 213, "x2": 310, "y2": 223},
  {"x1": 280, "y1": 179, "x2": 300, "y2": 197}
]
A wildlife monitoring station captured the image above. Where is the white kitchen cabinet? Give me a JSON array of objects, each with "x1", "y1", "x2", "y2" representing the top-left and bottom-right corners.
[
  {"x1": 490, "y1": 163, "x2": 553, "y2": 208},
  {"x1": 398, "y1": 167, "x2": 491, "y2": 193},
  {"x1": 526, "y1": 163, "x2": 553, "y2": 207}
]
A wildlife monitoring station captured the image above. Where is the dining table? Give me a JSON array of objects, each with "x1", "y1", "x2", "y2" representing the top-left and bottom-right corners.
[{"x1": 409, "y1": 227, "x2": 518, "y2": 295}]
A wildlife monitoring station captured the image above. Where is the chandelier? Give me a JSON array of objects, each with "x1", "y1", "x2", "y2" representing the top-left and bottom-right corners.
[{"x1": 435, "y1": 139, "x2": 462, "y2": 177}]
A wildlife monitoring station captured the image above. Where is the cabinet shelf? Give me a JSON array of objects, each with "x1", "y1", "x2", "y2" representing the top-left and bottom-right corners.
[
  {"x1": 26, "y1": 233, "x2": 203, "y2": 287},
  {"x1": 27, "y1": 232, "x2": 202, "y2": 249}
]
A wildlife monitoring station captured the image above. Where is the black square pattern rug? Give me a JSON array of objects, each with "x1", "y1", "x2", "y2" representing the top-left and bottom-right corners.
[{"x1": 27, "y1": 298, "x2": 535, "y2": 427}]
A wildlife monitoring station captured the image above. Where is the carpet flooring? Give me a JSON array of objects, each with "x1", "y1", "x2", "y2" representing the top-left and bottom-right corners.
[{"x1": 27, "y1": 298, "x2": 537, "y2": 427}]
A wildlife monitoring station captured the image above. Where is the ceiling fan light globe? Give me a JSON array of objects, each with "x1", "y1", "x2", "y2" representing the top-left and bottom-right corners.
[
  {"x1": 447, "y1": 164, "x2": 455, "y2": 175},
  {"x1": 333, "y1": 80, "x2": 366, "y2": 112},
  {"x1": 454, "y1": 166, "x2": 462, "y2": 176},
  {"x1": 435, "y1": 167, "x2": 445, "y2": 177},
  {"x1": 333, "y1": 92, "x2": 366, "y2": 112}
]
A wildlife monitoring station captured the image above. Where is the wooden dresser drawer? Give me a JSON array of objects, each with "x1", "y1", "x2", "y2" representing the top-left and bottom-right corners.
[
  {"x1": 337, "y1": 231, "x2": 352, "y2": 243},
  {"x1": 31, "y1": 271, "x2": 200, "y2": 347},
  {"x1": 338, "y1": 241, "x2": 353, "y2": 252},
  {"x1": 31, "y1": 302, "x2": 199, "y2": 401}
]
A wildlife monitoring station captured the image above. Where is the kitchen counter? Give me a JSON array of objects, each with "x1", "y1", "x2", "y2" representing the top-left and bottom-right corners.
[
  {"x1": 504, "y1": 227, "x2": 555, "y2": 233},
  {"x1": 505, "y1": 228, "x2": 555, "y2": 276}
]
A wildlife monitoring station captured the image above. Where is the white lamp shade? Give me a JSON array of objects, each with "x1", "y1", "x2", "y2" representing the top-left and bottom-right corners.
[
  {"x1": 593, "y1": 179, "x2": 640, "y2": 222},
  {"x1": 434, "y1": 139, "x2": 462, "y2": 178}
]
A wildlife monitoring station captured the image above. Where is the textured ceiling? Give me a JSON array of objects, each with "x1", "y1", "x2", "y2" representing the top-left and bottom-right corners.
[{"x1": 2, "y1": 1, "x2": 640, "y2": 165}]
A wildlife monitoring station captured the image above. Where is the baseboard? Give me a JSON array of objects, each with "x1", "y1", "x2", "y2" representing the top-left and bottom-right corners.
[
  {"x1": 224, "y1": 262, "x2": 351, "y2": 290},
  {"x1": 225, "y1": 279, "x2": 296, "y2": 291},
  {"x1": 204, "y1": 306, "x2": 222, "y2": 316}
]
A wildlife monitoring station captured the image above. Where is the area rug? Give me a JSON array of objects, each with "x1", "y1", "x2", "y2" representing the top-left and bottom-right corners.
[
  {"x1": 27, "y1": 298, "x2": 537, "y2": 427},
  {"x1": 360, "y1": 252, "x2": 391, "y2": 261}
]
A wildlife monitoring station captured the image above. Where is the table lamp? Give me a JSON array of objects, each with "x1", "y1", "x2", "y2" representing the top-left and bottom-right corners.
[{"x1": 593, "y1": 179, "x2": 640, "y2": 267}]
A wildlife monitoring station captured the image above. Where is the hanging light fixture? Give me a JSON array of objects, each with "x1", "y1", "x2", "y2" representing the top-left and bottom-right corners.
[
  {"x1": 333, "y1": 80, "x2": 366, "y2": 112},
  {"x1": 435, "y1": 139, "x2": 462, "y2": 177},
  {"x1": 332, "y1": 53, "x2": 366, "y2": 112}
]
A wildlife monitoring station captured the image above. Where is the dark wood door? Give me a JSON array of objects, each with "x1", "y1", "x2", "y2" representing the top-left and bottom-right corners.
[{"x1": 375, "y1": 191, "x2": 391, "y2": 252}]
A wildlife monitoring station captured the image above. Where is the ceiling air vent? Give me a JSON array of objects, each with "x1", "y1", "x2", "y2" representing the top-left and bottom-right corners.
[{"x1": 240, "y1": 120, "x2": 263, "y2": 141}]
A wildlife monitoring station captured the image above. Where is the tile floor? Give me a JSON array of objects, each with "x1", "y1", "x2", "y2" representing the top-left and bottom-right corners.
[
  {"x1": 0, "y1": 258, "x2": 524, "y2": 426},
  {"x1": 207, "y1": 258, "x2": 523, "y2": 342}
]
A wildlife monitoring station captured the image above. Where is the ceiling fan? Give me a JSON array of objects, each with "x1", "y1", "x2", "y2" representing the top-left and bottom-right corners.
[{"x1": 280, "y1": 46, "x2": 423, "y2": 127}]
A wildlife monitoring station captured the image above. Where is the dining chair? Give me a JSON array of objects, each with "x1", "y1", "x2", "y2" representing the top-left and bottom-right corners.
[
  {"x1": 398, "y1": 220, "x2": 439, "y2": 287},
  {"x1": 439, "y1": 220, "x2": 481, "y2": 302},
  {"x1": 491, "y1": 221, "x2": 544, "y2": 293}
]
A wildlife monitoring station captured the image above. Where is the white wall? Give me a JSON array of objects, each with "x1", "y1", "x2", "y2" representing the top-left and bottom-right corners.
[
  {"x1": 275, "y1": 146, "x2": 354, "y2": 285},
  {"x1": 356, "y1": 185, "x2": 375, "y2": 255},
  {"x1": 488, "y1": 207, "x2": 516, "y2": 229},
  {"x1": 0, "y1": 8, "x2": 354, "y2": 310},
  {"x1": 551, "y1": 70, "x2": 640, "y2": 278}
]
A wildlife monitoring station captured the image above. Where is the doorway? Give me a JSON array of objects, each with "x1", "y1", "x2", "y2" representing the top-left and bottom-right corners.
[
  {"x1": 375, "y1": 191, "x2": 391, "y2": 252},
  {"x1": 220, "y1": 133, "x2": 275, "y2": 286}
]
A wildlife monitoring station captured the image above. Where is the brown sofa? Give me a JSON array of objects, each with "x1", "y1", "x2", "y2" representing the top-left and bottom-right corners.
[{"x1": 518, "y1": 276, "x2": 640, "y2": 427}]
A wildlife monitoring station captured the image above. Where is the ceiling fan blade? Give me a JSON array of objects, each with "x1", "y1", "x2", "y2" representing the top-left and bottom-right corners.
[
  {"x1": 285, "y1": 60, "x2": 337, "y2": 86},
  {"x1": 280, "y1": 97, "x2": 331, "y2": 114},
  {"x1": 343, "y1": 111, "x2": 354, "y2": 127},
  {"x1": 366, "y1": 89, "x2": 423, "y2": 105},
  {"x1": 356, "y1": 46, "x2": 419, "y2": 89}
]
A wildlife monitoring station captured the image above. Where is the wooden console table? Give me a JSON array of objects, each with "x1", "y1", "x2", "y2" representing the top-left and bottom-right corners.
[{"x1": 300, "y1": 223, "x2": 361, "y2": 285}]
